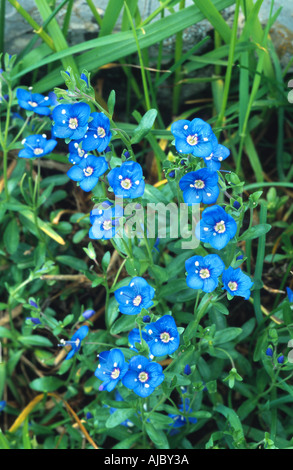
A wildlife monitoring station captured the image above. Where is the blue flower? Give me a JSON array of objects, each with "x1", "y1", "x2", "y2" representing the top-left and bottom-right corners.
[
  {"x1": 222, "y1": 267, "x2": 253, "y2": 300},
  {"x1": 16, "y1": 88, "x2": 53, "y2": 115},
  {"x1": 89, "y1": 202, "x2": 124, "y2": 240},
  {"x1": 266, "y1": 346, "x2": 273, "y2": 357},
  {"x1": 114, "y1": 277, "x2": 155, "y2": 315},
  {"x1": 60, "y1": 325, "x2": 89, "y2": 360},
  {"x1": 107, "y1": 161, "x2": 145, "y2": 199},
  {"x1": 185, "y1": 254, "x2": 225, "y2": 292},
  {"x1": 203, "y1": 143, "x2": 230, "y2": 170},
  {"x1": 19, "y1": 134, "x2": 57, "y2": 159},
  {"x1": 184, "y1": 364, "x2": 191, "y2": 375},
  {"x1": 67, "y1": 154, "x2": 108, "y2": 192},
  {"x1": 277, "y1": 355, "x2": 284, "y2": 364},
  {"x1": 82, "y1": 309, "x2": 95, "y2": 320},
  {"x1": 52, "y1": 102, "x2": 91, "y2": 140},
  {"x1": 29, "y1": 299, "x2": 39, "y2": 309},
  {"x1": 0, "y1": 401, "x2": 6, "y2": 412},
  {"x1": 122, "y1": 355, "x2": 164, "y2": 398},
  {"x1": 143, "y1": 315, "x2": 151, "y2": 323},
  {"x1": 82, "y1": 112, "x2": 112, "y2": 152},
  {"x1": 171, "y1": 118, "x2": 215, "y2": 157},
  {"x1": 26, "y1": 317, "x2": 41, "y2": 325},
  {"x1": 86, "y1": 412, "x2": 93, "y2": 420},
  {"x1": 233, "y1": 200, "x2": 241, "y2": 210},
  {"x1": 286, "y1": 287, "x2": 293, "y2": 303},
  {"x1": 195, "y1": 205, "x2": 237, "y2": 250},
  {"x1": 146, "y1": 315, "x2": 180, "y2": 357},
  {"x1": 179, "y1": 168, "x2": 219, "y2": 205},
  {"x1": 168, "y1": 399, "x2": 197, "y2": 434},
  {"x1": 128, "y1": 328, "x2": 152, "y2": 351},
  {"x1": 95, "y1": 349, "x2": 128, "y2": 392},
  {"x1": 68, "y1": 140, "x2": 86, "y2": 164}
]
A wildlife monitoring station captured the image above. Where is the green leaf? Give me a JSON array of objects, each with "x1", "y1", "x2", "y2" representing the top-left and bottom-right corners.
[
  {"x1": 18, "y1": 335, "x2": 53, "y2": 348},
  {"x1": 145, "y1": 422, "x2": 169, "y2": 449},
  {"x1": 110, "y1": 315, "x2": 136, "y2": 335},
  {"x1": 0, "y1": 429, "x2": 10, "y2": 449},
  {"x1": 30, "y1": 376, "x2": 64, "y2": 392},
  {"x1": 0, "y1": 363, "x2": 6, "y2": 401},
  {"x1": 0, "y1": 327, "x2": 14, "y2": 339},
  {"x1": 56, "y1": 255, "x2": 87, "y2": 272},
  {"x1": 106, "y1": 297, "x2": 120, "y2": 329},
  {"x1": 107, "y1": 89, "x2": 116, "y2": 116},
  {"x1": 239, "y1": 223, "x2": 271, "y2": 241},
  {"x1": 101, "y1": 251, "x2": 111, "y2": 272},
  {"x1": 213, "y1": 327, "x2": 242, "y2": 345},
  {"x1": 106, "y1": 408, "x2": 134, "y2": 428},
  {"x1": 4, "y1": 219, "x2": 20, "y2": 255},
  {"x1": 22, "y1": 418, "x2": 32, "y2": 449},
  {"x1": 148, "y1": 265, "x2": 169, "y2": 284},
  {"x1": 131, "y1": 109, "x2": 158, "y2": 144}
]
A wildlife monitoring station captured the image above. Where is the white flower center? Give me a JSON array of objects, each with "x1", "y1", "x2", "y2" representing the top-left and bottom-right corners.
[
  {"x1": 199, "y1": 268, "x2": 210, "y2": 279},
  {"x1": 69, "y1": 117, "x2": 78, "y2": 129},
  {"x1": 133, "y1": 295, "x2": 142, "y2": 307},
  {"x1": 160, "y1": 332, "x2": 170, "y2": 343},
  {"x1": 187, "y1": 134, "x2": 198, "y2": 146},
  {"x1": 121, "y1": 178, "x2": 132, "y2": 190},
  {"x1": 83, "y1": 166, "x2": 94, "y2": 177},
  {"x1": 138, "y1": 372, "x2": 148, "y2": 383},
  {"x1": 102, "y1": 219, "x2": 112, "y2": 231},
  {"x1": 214, "y1": 220, "x2": 226, "y2": 233},
  {"x1": 28, "y1": 101, "x2": 38, "y2": 107},
  {"x1": 34, "y1": 148, "x2": 44, "y2": 155},
  {"x1": 194, "y1": 179, "x2": 205, "y2": 189},
  {"x1": 111, "y1": 368, "x2": 120, "y2": 379},
  {"x1": 97, "y1": 126, "x2": 106, "y2": 138},
  {"x1": 228, "y1": 281, "x2": 238, "y2": 291}
]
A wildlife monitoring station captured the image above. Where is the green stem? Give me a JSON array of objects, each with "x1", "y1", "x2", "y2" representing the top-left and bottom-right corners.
[
  {"x1": 85, "y1": 0, "x2": 102, "y2": 27},
  {"x1": 172, "y1": 0, "x2": 185, "y2": 116},
  {"x1": 124, "y1": 2, "x2": 151, "y2": 111},
  {"x1": 215, "y1": 0, "x2": 240, "y2": 133}
]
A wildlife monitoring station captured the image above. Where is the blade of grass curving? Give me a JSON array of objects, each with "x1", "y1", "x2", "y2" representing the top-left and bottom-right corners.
[
  {"x1": 172, "y1": 0, "x2": 185, "y2": 116},
  {"x1": 192, "y1": 0, "x2": 232, "y2": 44},
  {"x1": 186, "y1": 41, "x2": 254, "y2": 73},
  {"x1": 252, "y1": 201, "x2": 268, "y2": 325},
  {"x1": 0, "y1": 0, "x2": 5, "y2": 55},
  {"x1": 85, "y1": 0, "x2": 102, "y2": 27},
  {"x1": 34, "y1": 0, "x2": 78, "y2": 74},
  {"x1": 7, "y1": 0, "x2": 54, "y2": 50},
  {"x1": 62, "y1": 0, "x2": 74, "y2": 37},
  {"x1": 140, "y1": 0, "x2": 179, "y2": 27},
  {"x1": 121, "y1": 0, "x2": 139, "y2": 30},
  {"x1": 240, "y1": 0, "x2": 274, "y2": 81},
  {"x1": 215, "y1": 0, "x2": 240, "y2": 134},
  {"x1": 244, "y1": 134, "x2": 263, "y2": 182},
  {"x1": 99, "y1": 0, "x2": 124, "y2": 37},
  {"x1": 239, "y1": 50, "x2": 249, "y2": 134},
  {"x1": 269, "y1": 38, "x2": 286, "y2": 181},
  {"x1": 156, "y1": 37, "x2": 210, "y2": 88},
  {"x1": 235, "y1": 2, "x2": 280, "y2": 175},
  {"x1": 124, "y1": 1, "x2": 151, "y2": 111}
]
